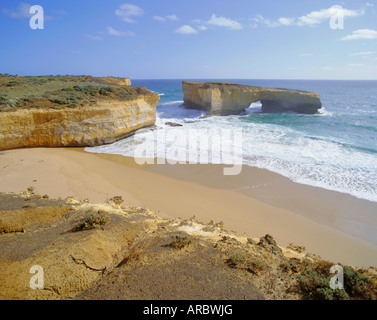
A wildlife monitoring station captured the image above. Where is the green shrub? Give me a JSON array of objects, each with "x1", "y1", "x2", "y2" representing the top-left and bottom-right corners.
[
  {"x1": 227, "y1": 252, "x2": 245, "y2": 267},
  {"x1": 76, "y1": 210, "x2": 110, "y2": 231},
  {"x1": 226, "y1": 252, "x2": 266, "y2": 274},
  {"x1": 71, "y1": 85, "x2": 96, "y2": 95},
  {"x1": 3, "y1": 81, "x2": 18, "y2": 87},
  {"x1": 170, "y1": 234, "x2": 192, "y2": 250},
  {"x1": 0, "y1": 96, "x2": 8, "y2": 104},
  {"x1": 81, "y1": 85, "x2": 97, "y2": 95},
  {"x1": 50, "y1": 98, "x2": 67, "y2": 105},
  {"x1": 343, "y1": 266, "x2": 376, "y2": 299},
  {"x1": 297, "y1": 262, "x2": 376, "y2": 300},
  {"x1": 62, "y1": 87, "x2": 75, "y2": 92},
  {"x1": 316, "y1": 287, "x2": 350, "y2": 300},
  {"x1": 297, "y1": 266, "x2": 347, "y2": 300},
  {"x1": 99, "y1": 86, "x2": 114, "y2": 95},
  {"x1": 281, "y1": 258, "x2": 302, "y2": 273},
  {"x1": 248, "y1": 259, "x2": 267, "y2": 274}
]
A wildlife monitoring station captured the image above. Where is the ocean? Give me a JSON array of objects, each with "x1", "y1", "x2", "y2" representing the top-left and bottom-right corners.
[{"x1": 85, "y1": 79, "x2": 377, "y2": 203}]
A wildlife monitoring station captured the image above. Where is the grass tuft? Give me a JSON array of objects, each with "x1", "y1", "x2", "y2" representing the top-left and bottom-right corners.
[{"x1": 75, "y1": 210, "x2": 110, "y2": 231}]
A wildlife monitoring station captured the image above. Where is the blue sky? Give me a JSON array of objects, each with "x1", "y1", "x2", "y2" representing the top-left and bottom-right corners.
[{"x1": 0, "y1": 0, "x2": 376, "y2": 79}]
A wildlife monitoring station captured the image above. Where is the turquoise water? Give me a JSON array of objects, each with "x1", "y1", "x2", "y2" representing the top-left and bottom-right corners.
[{"x1": 86, "y1": 79, "x2": 377, "y2": 202}]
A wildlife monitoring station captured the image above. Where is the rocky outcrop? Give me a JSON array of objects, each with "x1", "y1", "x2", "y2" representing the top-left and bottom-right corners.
[
  {"x1": 182, "y1": 81, "x2": 322, "y2": 115},
  {"x1": 0, "y1": 94, "x2": 159, "y2": 151},
  {"x1": 1, "y1": 191, "x2": 375, "y2": 300},
  {"x1": 98, "y1": 77, "x2": 131, "y2": 86}
]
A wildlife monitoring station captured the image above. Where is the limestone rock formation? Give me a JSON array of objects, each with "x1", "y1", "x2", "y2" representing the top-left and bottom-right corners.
[
  {"x1": 0, "y1": 96, "x2": 158, "y2": 151},
  {"x1": 98, "y1": 77, "x2": 131, "y2": 86},
  {"x1": 0, "y1": 75, "x2": 159, "y2": 151},
  {"x1": 182, "y1": 81, "x2": 322, "y2": 115},
  {"x1": 1, "y1": 191, "x2": 376, "y2": 300}
]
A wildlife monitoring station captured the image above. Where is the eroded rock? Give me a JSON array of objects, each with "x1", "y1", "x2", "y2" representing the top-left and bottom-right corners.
[{"x1": 182, "y1": 81, "x2": 322, "y2": 115}]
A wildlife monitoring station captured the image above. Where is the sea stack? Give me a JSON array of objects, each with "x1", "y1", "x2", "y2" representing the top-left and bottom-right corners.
[{"x1": 182, "y1": 81, "x2": 322, "y2": 115}]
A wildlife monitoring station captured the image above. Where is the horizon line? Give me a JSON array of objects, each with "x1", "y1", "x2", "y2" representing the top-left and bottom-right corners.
[{"x1": 2, "y1": 73, "x2": 377, "y2": 81}]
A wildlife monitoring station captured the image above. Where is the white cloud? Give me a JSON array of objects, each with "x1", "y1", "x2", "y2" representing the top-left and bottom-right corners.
[
  {"x1": 366, "y1": 2, "x2": 375, "y2": 7},
  {"x1": 349, "y1": 51, "x2": 376, "y2": 56},
  {"x1": 85, "y1": 34, "x2": 103, "y2": 41},
  {"x1": 2, "y1": 2, "x2": 32, "y2": 19},
  {"x1": 251, "y1": 6, "x2": 363, "y2": 28},
  {"x1": 250, "y1": 14, "x2": 295, "y2": 27},
  {"x1": 153, "y1": 14, "x2": 179, "y2": 22},
  {"x1": 166, "y1": 14, "x2": 178, "y2": 21},
  {"x1": 2, "y1": 2, "x2": 59, "y2": 20},
  {"x1": 190, "y1": 14, "x2": 242, "y2": 31},
  {"x1": 250, "y1": 15, "x2": 276, "y2": 27},
  {"x1": 278, "y1": 17, "x2": 295, "y2": 26},
  {"x1": 153, "y1": 16, "x2": 166, "y2": 22},
  {"x1": 348, "y1": 63, "x2": 365, "y2": 67},
  {"x1": 175, "y1": 25, "x2": 198, "y2": 35},
  {"x1": 297, "y1": 7, "x2": 362, "y2": 26},
  {"x1": 191, "y1": 19, "x2": 210, "y2": 30},
  {"x1": 207, "y1": 14, "x2": 242, "y2": 30},
  {"x1": 107, "y1": 26, "x2": 135, "y2": 37},
  {"x1": 86, "y1": 26, "x2": 135, "y2": 40},
  {"x1": 115, "y1": 3, "x2": 144, "y2": 23},
  {"x1": 342, "y1": 29, "x2": 377, "y2": 40}
]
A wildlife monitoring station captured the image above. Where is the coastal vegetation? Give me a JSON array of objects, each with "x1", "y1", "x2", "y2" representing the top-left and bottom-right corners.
[
  {"x1": 297, "y1": 262, "x2": 376, "y2": 300},
  {"x1": 0, "y1": 74, "x2": 159, "y2": 151},
  {"x1": 0, "y1": 74, "x2": 147, "y2": 111},
  {"x1": 0, "y1": 190, "x2": 375, "y2": 300},
  {"x1": 75, "y1": 210, "x2": 110, "y2": 231}
]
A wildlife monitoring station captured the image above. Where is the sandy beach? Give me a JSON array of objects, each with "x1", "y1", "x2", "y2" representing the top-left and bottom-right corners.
[{"x1": 1, "y1": 147, "x2": 377, "y2": 268}]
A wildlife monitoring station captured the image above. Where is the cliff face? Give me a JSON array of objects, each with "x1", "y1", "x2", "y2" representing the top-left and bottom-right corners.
[
  {"x1": 0, "y1": 94, "x2": 159, "y2": 151},
  {"x1": 98, "y1": 77, "x2": 131, "y2": 86},
  {"x1": 0, "y1": 75, "x2": 159, "y2": 151},
  {"x1": 182, "y1": 81, "x2": 322, "y2": 115}
]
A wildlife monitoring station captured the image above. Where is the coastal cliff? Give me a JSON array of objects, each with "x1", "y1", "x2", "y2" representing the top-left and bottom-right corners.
[
  {"x1": 0, "y1": 75, "x2": 159, "y2": 150},
  {"x1": 0, "y1": 96, "x2": 158, "y2": 150},
  {"x1": 182, "y1": 81, "x2": 322, "y2": 115}
]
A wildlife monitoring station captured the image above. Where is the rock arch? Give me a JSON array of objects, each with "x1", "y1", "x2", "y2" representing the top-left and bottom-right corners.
[{"x1": 182, "y1": 81, "x2": 322, "y2": 115}]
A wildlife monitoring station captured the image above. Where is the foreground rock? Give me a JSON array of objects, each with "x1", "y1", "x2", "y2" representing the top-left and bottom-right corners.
[
  {"x1": 1, "y1": 191, "x2": 375, "y2": 300},
  {"x1": 0, "y1": 75, "x2": 159, "y2": 151},
  {"x1": 182, "y1": 81, "x2": 322, "y2": 115}
]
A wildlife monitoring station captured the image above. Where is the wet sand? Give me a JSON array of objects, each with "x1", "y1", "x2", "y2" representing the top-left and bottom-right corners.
[{"x1": 0, "y1": 147, "x2": 376, "y2": 268}]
